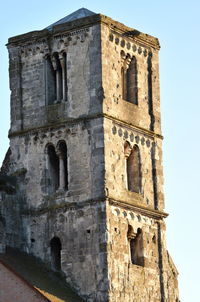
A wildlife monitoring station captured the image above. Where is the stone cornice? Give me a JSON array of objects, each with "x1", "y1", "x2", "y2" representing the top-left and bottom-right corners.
[
  {"x1": 8, "y1": 113, "x2": 103, "y2": 138},
  {"x1": 103, "y1": 113, "x2": 163, "y2": 139},
  {"x1": 16, "y1": 194, "x2": 167, "y2": 220},
  {"x1": 108, "y1": 197, "x2": 168, "y2": 220},
  {"x1": 8, "y1": 112, "x2": 163, "y2": 140},
  {"x1": 21, "y1": 196, "x2": 106, "y2": 216},
  {"x1": 7, "y1": 14, "x2": 160, "y2": 50},
  {"x1": 99, "y1": 15, "x2": 160, "y2": 50}
]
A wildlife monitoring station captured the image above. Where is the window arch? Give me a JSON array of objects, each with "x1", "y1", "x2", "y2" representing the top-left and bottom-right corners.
[
  {"x1": 50, "y1": 237, "x2": 62, "y2": 271},
  {"x1": 124, "y1": 141, "x2": 131, "y2": 157},
  {"x1": 47, "y1": 144, "x2": 59, "y2": 192},
  {"x1": 127, "y1": 226, "x2": 144, "y2": 266},
  {"x1": 126, "y1": 144, "x2": 142, "y2": 193}
]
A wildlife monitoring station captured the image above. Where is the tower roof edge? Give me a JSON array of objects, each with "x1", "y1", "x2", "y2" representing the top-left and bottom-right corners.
[{"x1": 7, "y1": 10, "x2": 160, "y2": 50}]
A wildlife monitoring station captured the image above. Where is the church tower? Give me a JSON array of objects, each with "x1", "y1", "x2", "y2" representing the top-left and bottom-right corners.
[{"x1": 1, "y1": 8, "x2": 179, "y2": 302}]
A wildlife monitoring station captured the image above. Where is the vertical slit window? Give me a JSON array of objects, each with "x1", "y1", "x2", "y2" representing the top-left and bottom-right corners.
[
  {"x1": 126, "y1": 145, "x2": 141, "y2": 193},
  {"x1": 121, "y1": 66, "x2": 126, "y2": 100},
  {"x1": 57, "y1": 141, "x2": 68, "y2": 190},
  {"x1": 53, "y1": 53, "x2": 63, "y2": 102},
  {"x1": 50, "y1": 237, "x2": 62, "y2": 271},
  {"x1": 60, "y1": 52, "x2": 67, "y2": 101},
  {"x1": 47, "y1": 145, "x2": 59, "y2": 192},
  {"x1": 127, "y1": 226, "x2": 144, "y2": 266},
  {"x1": 126, "y1": 56, "x2": 138, "y2": 104},
  {"x1": 45, "y1": 55, "x2": 56, "y2": 105}
]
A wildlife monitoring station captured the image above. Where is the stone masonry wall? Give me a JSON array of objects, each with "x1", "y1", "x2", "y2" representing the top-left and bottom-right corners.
[
  {"x1": 4, "y1": 19, "x2": 108, "y2": 302},
  {"x1": 101, "y1": 23, "x2": 161, "y2": 135},
  {"x1": 7, "y1": 119, "x2": 104, "y2": 208},
  {"x1": 103, "y1": 118, "x2": 165, "y2": 212},
  {"x1": 8, "y1": 23, "x2": 102, "y2": 133},
  {"x1": 1, "y1": 117, "x2": 106, "y2": 301},
  {"x1": 106, "y1": 203, "x2": 161, "y2": 302},
  {"x1": 24, "y1": 201, "x2": 108, "y2": 302},
  {"x1": 100, "y1": 20, "x2": 178, "y2": 301}
]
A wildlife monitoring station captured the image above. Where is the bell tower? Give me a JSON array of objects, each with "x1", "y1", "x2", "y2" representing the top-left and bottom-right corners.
[{"x1": 2, "y1": 8, "x2": 179, "y2": 302}]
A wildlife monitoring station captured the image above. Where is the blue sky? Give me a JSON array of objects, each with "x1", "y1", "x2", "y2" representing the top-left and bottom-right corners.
[{"x1": 0, "y1": 1, "x2": 199, "y2": 301}]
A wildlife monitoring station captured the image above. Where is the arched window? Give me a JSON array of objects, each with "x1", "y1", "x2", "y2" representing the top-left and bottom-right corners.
[
  {"x1": 121, "y1": 55, "x2": 138, "y2": 104},
  {"x1": 60, "y1": 52, "x2": 67, "y2": 102},
  {"x1": 50, "y1": 237, "x2": 62, "y2": 271},
  {"x1": 126, "y1": 145, "x2": 141, "y2": 193},
  {"x1": 45, "y1": 55, "x2": 56, "y2": 105},
  {"x1": 127, "y1": 226, "x2": 144, "y2": 266},
  {"x1": 57, "y1": 141, "x2": 68, "y2": 190},
  {"x1": 47, "y1": 145, "x2": 59, "y2": 192},
  {"x1": 126, "y1": 56, "x2": 138, "y2": 104}
]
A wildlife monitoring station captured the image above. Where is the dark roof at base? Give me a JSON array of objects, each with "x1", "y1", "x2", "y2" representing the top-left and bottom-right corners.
[
  {"x1": 46, "y1": 8, "x2": 96, "y2": 30},
  {"x1": 0, "y1": 248, "x2": 84, "y2": 302}
]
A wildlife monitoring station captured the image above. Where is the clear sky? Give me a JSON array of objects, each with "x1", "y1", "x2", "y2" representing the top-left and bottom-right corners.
[{"x1": 0, "y1": 1, "x2": 199, "y2": 301}]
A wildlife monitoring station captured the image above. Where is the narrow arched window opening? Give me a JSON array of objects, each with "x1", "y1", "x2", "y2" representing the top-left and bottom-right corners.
[
  {"x1": 50, "y1": 237, "x2": 62, "y2": 271},
  {"x1": 121, "y1": 67, "x2": 126, "y2": 100},
  {"x1": 53, "y1": 53, "x2": 63, "y2": 102},
  {"x1": 127, "y1": 226, "x2": 144, "y2": 266},
  {"x1": 60, "y1": 52, "x2": 67, "y2": 102},
  {"x1": 126, "y1": 145, "x2": 141, "y2": 193},
  {"x1": 47, "y1": 145, "x2": 59, "y2": 192},
  {"x1": 147, "y1": 54, "x2": 154, "y2": 131},
  {"x1": 126, "y1": 56, "x2": 138, "y2": 104},
  {"x1": 57, "y1": 141, "x2": 68, "y2": 190},
  {"x1": 45, "y1": 55, "x2": 56, "y2": 105}
]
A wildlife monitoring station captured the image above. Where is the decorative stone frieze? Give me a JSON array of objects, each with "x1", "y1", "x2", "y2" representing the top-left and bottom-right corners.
[{"x1": 110, "y1": 32, "x2": 152, "y2": 59}]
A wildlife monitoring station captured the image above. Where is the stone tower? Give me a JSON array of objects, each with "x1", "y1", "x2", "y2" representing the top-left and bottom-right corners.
[{"x1": 1, "y1": 8, "x2": 179, "y2": 302}]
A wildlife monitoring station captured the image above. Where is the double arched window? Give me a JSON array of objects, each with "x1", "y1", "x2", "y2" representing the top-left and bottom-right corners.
[
  {"x1": 124, "y1": 142, "x2": 142, "y2": 193},
  {"x1": 45, "y1": 52, "x2": 67, "y2": 105},
  {"x1": 46, "y1": 141, "x2": 68, "y2": 192}
]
